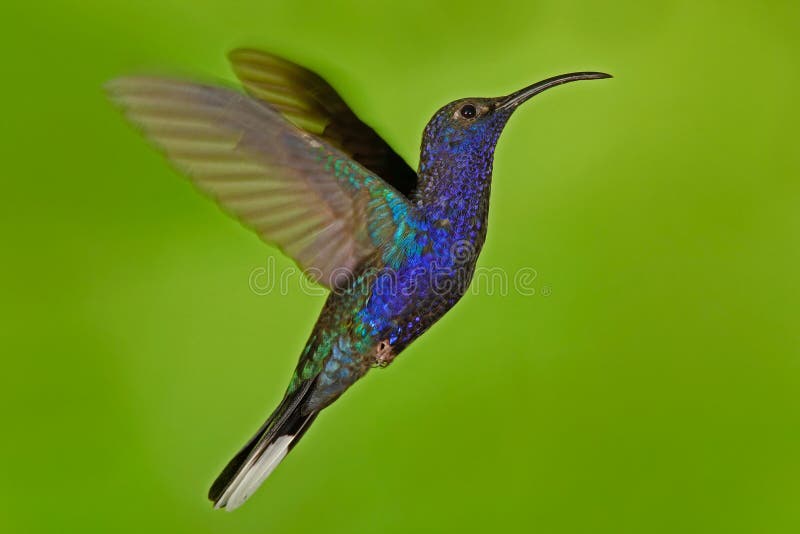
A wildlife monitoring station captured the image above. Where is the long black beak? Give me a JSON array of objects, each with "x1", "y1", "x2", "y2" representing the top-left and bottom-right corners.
[{"x1": 496, "y1": 72, "x2": 612, "y2": 110}]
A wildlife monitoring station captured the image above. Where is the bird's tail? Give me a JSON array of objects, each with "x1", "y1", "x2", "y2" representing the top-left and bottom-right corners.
[{"x1": 208, "y1": 381, "x2": 318, "y2": 511}]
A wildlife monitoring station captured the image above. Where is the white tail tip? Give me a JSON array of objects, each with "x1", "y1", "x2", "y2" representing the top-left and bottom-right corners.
[{"x1": 214, "y1": 434, "x2": 295, "y2": 511}]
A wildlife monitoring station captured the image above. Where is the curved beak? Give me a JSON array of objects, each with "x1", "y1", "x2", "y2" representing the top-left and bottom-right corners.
[{"x1": 496, "y1": 72, "x2": 612, "y2": 110}]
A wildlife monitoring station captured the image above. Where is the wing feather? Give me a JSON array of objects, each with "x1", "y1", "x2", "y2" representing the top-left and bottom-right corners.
[
  {"x1": 108, "y1": 76, "x2": 411, "y2": 289},
  {"x1": 228, "y1": 48, "x2": 419, "y2": 199}
]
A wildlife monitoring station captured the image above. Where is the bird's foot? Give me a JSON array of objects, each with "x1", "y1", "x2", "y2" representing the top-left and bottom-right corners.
[{"x1": 373, "y1": 340, "x2": 396, "y2": 368}]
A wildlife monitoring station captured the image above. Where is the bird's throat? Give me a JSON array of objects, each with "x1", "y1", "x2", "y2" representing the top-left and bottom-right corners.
[{"x1": 416, "y1": 148, "x2": 494, "y2": 244}]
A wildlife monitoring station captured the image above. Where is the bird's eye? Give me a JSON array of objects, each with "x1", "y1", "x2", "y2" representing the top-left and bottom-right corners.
[{"x1": 460, "y1": 104, "x2": 477, "y2": 119}]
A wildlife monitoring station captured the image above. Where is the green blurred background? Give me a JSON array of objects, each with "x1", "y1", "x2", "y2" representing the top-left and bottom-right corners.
[{"x1": 2, "y1": 1, "x2": 799, "y2": 532}]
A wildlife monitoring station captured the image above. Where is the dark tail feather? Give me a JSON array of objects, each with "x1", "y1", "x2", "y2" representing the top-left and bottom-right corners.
[{"x1": 208, "y1": 381, "x2": 318, "y2": 511}]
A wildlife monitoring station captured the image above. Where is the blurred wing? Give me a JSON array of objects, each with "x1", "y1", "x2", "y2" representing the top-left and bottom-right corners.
[
  {"x1": 107, "y1": 77, "x2": 410, "y2": 289},
  {"x1": 228, "y1": 48, "x2": 418, "y2": 199}
]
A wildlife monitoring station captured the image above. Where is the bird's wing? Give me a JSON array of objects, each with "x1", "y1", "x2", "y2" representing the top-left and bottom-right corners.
[
  {"x1": 227, "y1": 48, "x2": 419, "y2": 199},
  {"x1": 107, "y1": 77, "x2": 411, "y2": 289}
]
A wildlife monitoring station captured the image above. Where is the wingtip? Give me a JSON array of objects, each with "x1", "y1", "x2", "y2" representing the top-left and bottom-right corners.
[
  {"x1": 104, "y1": 77, "x2": 137, "y2": 108},
  {"x1": 103, "y1": 76, "x2": 126, "y2": 97},
  {"x1": 228, "y1": 47, "x2": 297, "y2": 72},
  {"x1": 103, "y1": 76, "x2": 155, "y2": 98},
  {"x1": 228, "y1": 47, "x2": 271, "y2": 62},
  {"x1": 226, "y1": 47, "x2": 247, "y2": 61}
]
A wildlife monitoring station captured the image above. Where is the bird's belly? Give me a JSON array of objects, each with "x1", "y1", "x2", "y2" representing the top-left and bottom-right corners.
[
  {"x1": 360, "y1": 254, "x2": 475, "y2": 351},
  {"x1": 306, "y1": 250, "x2": 478, "y2": 411}
]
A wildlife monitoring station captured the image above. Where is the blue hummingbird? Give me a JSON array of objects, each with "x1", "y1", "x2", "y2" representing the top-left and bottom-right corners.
[{"x1": 107, "y1": 48, "x2": 610, "y2": 510}]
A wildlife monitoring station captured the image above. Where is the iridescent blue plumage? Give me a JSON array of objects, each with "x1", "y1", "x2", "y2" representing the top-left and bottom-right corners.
[
  {"x1": 300, "y1": 101, "x2": 522, "y2": 406},
  {"x1": 107, "y1": 48, "x2": 610, "y2": 510}
]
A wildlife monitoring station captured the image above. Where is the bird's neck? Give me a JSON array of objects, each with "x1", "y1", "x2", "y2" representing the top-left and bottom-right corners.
[{"x1": 415, "y1": 145, "x2": 495, "y2": 246}]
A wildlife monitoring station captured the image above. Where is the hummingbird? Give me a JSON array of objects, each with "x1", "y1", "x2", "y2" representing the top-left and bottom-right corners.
[{"x1": 107, "y1": 48, "x2": 610, "y2": 511}]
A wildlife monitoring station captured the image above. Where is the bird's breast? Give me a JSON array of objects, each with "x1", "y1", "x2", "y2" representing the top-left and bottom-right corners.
[{"x1": 358, "y1": 230, "x2": 483, "y2": 346}]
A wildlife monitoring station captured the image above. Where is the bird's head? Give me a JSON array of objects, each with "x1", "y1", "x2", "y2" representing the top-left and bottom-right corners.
[{"x1": 419, "y1": 72, "x2": 611, "y2": 182}]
